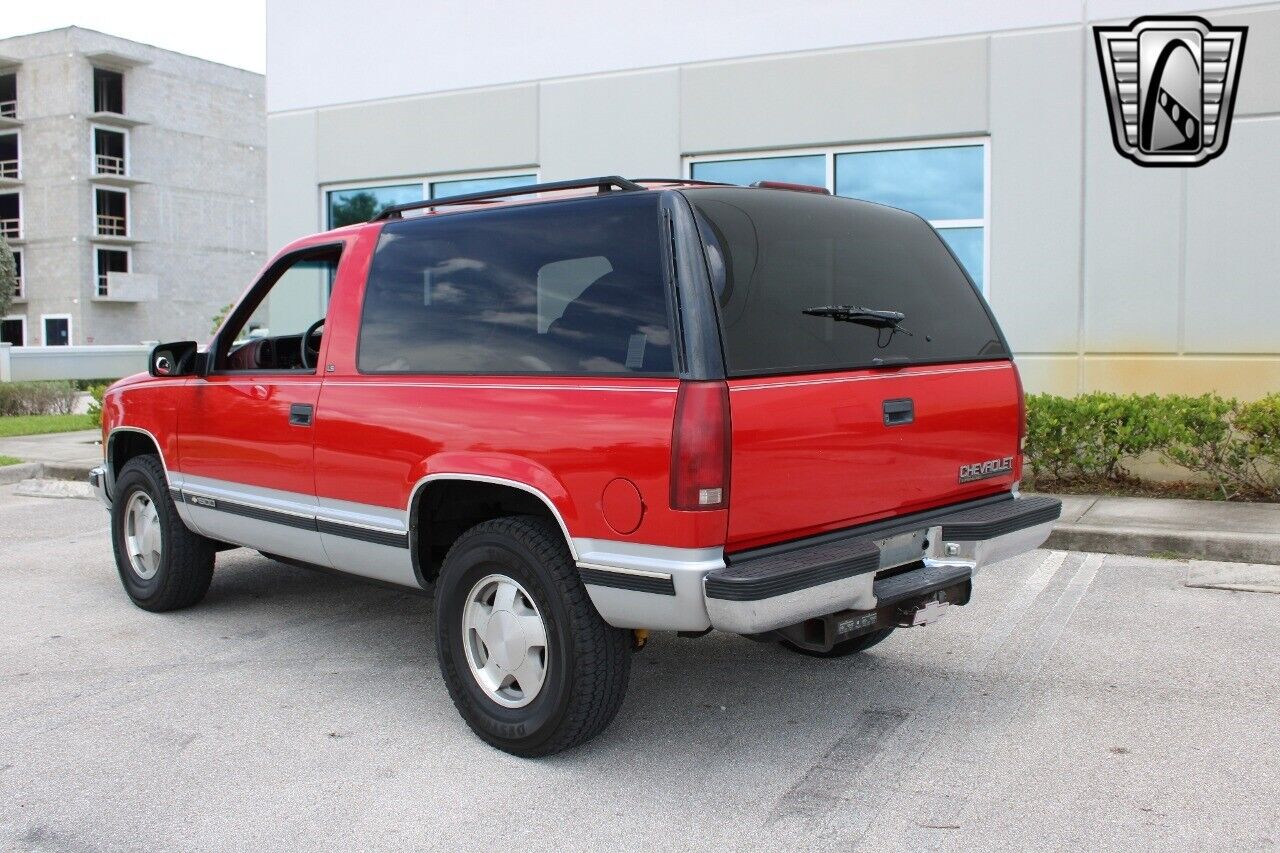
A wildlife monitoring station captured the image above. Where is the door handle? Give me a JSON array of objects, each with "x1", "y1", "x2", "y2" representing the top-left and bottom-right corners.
[
  {"x1": 289, "y1": 403, "x2": 314, "y2": 427},
  {"x1": 883, "y1": 398, "x2": 914, "y2": 426}
]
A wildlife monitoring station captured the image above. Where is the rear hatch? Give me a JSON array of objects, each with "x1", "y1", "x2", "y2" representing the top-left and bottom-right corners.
[{"x1": 683, "y1": 187, "x2": 1021, "y2": 552}]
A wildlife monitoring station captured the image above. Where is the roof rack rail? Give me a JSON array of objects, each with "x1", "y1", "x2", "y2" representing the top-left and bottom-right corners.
[{"x1": 370, "y1": 175, "x2": 647, "y2": 222}]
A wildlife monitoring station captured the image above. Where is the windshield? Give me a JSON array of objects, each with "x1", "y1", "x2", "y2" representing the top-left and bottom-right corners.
[{"x1": 683, "y1": 188, "x2": 1009, "y2": 376}]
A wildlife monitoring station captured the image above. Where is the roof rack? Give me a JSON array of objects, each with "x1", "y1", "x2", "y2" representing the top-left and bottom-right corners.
[{"x1": 370, "y1": 175, "x2": 647, "y2": 221}]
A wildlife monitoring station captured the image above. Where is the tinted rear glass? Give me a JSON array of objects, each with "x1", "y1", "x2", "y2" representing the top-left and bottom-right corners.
[
  {"x1": 684, "y1": 188, "x2": 1008, "y2": 376},
  {"x1": 359, "y1": 194, "x2": 673, "y2": 375}
]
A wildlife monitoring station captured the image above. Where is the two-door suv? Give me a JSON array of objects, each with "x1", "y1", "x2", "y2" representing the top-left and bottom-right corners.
[{"x1": 91, "y1": 176, "x2": 1060, "y2": 755}]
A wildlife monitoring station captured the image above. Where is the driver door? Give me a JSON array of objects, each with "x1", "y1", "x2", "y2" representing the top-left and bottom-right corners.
[{"x1": 175, "y1": 244, "x2": 341, "y2": 567}]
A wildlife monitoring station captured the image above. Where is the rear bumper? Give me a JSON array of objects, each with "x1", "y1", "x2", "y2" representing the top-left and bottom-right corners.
[{"x1": 703, "y1": 494, "x2": 1060, "y2": 635}]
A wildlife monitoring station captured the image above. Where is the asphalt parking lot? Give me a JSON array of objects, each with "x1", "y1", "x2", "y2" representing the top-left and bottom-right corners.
[{"x1": 2, "y1": 484, "x2": 1277, "y2": 852}]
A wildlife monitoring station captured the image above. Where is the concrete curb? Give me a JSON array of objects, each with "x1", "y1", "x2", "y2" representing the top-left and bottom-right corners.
[
  {"x1": 1046, "y1": 523, "x2": 1280, "y2": 566},
  {"x1": 0, "y1": 462, "x2": 45, "y2": 486},
  {"x1": 41, "y1": 462, "x2": 96, "y2": 482},
  {"x1": 0, "y1": 461, "x2": 94, "y2": 487}
]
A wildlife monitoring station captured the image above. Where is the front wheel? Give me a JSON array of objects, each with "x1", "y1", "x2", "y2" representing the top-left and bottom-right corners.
[
  {"x1": 434, "y1": 516, "x2": 631, "y2": 756},
  {"x1": 110, "y1": 455, "x2": 215, "y2": 611}
]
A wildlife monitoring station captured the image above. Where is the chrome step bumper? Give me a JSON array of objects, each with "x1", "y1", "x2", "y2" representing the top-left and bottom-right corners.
[{"x1": 703, "y1": 495, "x2": 1061, "y2": 635}]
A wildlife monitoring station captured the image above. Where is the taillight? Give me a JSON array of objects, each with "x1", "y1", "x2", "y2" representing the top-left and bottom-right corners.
[{"x1": 670, "y1": 381, "x2": 731, "y2": 511}]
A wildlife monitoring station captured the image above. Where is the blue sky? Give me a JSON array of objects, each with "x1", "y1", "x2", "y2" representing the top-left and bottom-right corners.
[{"x1": 2, "y1": 0, "x2": 266, "y2": 73}]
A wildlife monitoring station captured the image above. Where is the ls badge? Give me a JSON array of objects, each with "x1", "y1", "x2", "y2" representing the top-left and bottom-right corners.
[{"x1": 1094, "y1": 16, "x2": 1246, "y2": 167}]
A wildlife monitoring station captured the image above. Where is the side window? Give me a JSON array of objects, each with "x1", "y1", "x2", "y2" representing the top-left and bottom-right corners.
[
  {"x1": 358, "y1": 194, "x2": 673, "y2": 375},
  {"x1": 215, "y1": 247, "x2": 341, "y2": 372}
]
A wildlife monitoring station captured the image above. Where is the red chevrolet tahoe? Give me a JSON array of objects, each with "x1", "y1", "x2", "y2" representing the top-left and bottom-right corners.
[{"x1": 90, "y1": 176, "x2": 1060, "y2": 755}]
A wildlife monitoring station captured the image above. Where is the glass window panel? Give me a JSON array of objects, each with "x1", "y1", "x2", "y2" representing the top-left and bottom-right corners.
[
  {"x1": 43, "y1": 317, "x2": 70, "y2": 346},
  {"x1": 687, "y1": 188, "x2": 1004, "y2": 375},
  {"x1": 327, "y1": 184, "x2": 422, "y2": 229},
  {"x1": 835, "y1": 145, "x2": 983, "y2": 221},
  {"x1": 430, "y1": 174, "x2": 537, "y2": 198},
  {"x1": 359, "y1": 193, "x2": 672, "y2": 375},
  {"x1": 691, "y1": 155, "x2": 825, "y2": 188},
  {"x1": 1, "y1": 317, "x2": 23, "y2": 346},
  {"x1": 937, "y1": 227, "x2": 984, "y2": 289}
]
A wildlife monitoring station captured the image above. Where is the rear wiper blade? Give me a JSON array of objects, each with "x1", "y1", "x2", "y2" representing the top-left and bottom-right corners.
[{"x1": 802, "y1": 305, "x2": 913, "y2": 336}]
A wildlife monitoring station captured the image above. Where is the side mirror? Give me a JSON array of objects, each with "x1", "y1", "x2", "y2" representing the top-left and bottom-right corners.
[{"x1": 150, "y1": 341, "x2": 199, "y2": 377}]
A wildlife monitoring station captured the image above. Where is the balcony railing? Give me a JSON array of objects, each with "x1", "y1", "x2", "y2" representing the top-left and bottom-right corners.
[
  {"x1": 96, "y1": 214, "x2": 126, "y2": 237},
  {"x1": 95, "y1": 154, "x2": 125, "y2": 176},
  {"x1": 0, "y1": 159, "x2": 17, "y2": 179},
  {"x1": 0, "y1": 218, "x2": 18, "y2": 239},
  {"x1": 0, "y1": 100, "x2": 14, "y2": 119}
]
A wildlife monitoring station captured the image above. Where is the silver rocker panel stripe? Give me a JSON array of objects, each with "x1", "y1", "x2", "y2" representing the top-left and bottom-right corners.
[{"x1": 175, "y1": 474, "x2": 408, "y2": 548}]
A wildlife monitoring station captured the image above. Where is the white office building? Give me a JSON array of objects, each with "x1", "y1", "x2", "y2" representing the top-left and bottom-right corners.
[
  {"x1": 0, "y1": 27, "x2": 264, "y2": 347},
  {"x1": 265, "y1": 0, "x2": 1280, "y2": 397}
]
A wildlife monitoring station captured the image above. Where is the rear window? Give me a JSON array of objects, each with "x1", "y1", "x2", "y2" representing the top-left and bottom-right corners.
[
  {"x1": 684, "y1": 188, "x2": 1008, "y2": 376},
  {"x1": 359, "y1": 193, "x2": 673, "y2": 375}
]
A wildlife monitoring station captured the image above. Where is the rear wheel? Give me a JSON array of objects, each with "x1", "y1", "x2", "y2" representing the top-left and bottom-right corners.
[
  {"x1": 110, "y1": 455, "x2": 215, "y2": 611},
  {"x1": 780, "y1": 627, "x2": 895, "y2": 658},
  {"x1": 434, "y1": 516, "x2": 631, "y2": 756}
]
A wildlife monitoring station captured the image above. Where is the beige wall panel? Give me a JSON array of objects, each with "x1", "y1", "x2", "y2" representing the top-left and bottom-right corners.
[
  {"x1": 988, "y1": 28, "x2": 1082, "y2": 355},
  {"x1": 539, "y1": 70, "x2": 681, "y2": 181},
  {"x1": 680, "y1": 38, "x2": 988, "y2": 154},
  {"x1": 316, "y1": 85, "x2": 538, "y2": 184}
]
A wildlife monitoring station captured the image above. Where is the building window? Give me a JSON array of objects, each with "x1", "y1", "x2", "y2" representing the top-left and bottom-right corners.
[
  {"x1": 95, "y1": 188, "x2": 128, "y2": 237},
  {"x1": 96, "y1": 248, "x2": 129, "y2": 297},
  {"x1": 0, "y1": 72, "x2": 15, "y2": 119},
  {"x1": 93, "y1": 68, "x2": 124, "y2": 114},
  {"x1": 429, "y1": 173, "x2": 537, "y2": 198},
  {"x1": 93, "y1": 127, "x2": 127, "y2": 176},
  {"x1": 688, "y1": 140, "x2": 989, "y2": 289},
  {"x1": 690, "y1": 155, "x2": 824, "y2": 188},
  {"x1": 327, "y1": 183, "x2": 421, "y2": 229},
  {"x1": 1, "y1": 315, "x2": 25, "y2": 346},
  {"x1": 0, "y1": 131, "x2": 17, "y2": 179},
  {"x1": 10, "y1": 248, "x2": 20, "y2": 299},
  {"x1": 324, "y1": 173, "x2": 540, "y2": 229},
  {"x1": 0, "y1": 191, "x2": 18, "y2": 239},
  {"x1": 42, "y1": 314, "x2": 71, "y2": 346}
]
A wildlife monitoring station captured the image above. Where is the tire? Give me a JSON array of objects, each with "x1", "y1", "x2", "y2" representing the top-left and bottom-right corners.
[
  {"x1": 110, "y1": 455, "x2": 215, "y2": 612},
  {"x1": 780, "y1": 627, "x2": 895, "y2": 659},
  {"x1": 434, "y1": 515, "x2": 631, "y2": 756}
]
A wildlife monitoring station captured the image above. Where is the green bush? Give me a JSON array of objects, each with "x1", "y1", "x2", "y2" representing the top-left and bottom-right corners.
[
  {"x1": 0, "y1": 380, "x2": 79, "y2": 417},
  {"x1": 1025, "y1": 391, "x2": 1280, "y2": 500},
  {"x1": 1024, "y1": 392, "x2": 1168, "y2": 481},
  {"x1": 1226, "y1": 395, "x2": 1280, "y2": 500},
  {"x1": 86, "y1": 382, "x2": 110, "y2": 428},
  {"x1": 72, "y1": 378, "x2": 122, "y2": 392}
]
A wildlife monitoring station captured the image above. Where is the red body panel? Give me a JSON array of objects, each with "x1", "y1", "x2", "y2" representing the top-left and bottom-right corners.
[
  {"x1": 176, "y1": 376, "x2": 321, "y2": 494},
  {"x1": 101, "y1": 374, "x2": 184, "y2": 470},
  {"x1": 311, "y1": 376, "x2": 724, "y2": 546},
  {"x1": 724, "y1": 362, "x2": 1021, "y2": 552}
]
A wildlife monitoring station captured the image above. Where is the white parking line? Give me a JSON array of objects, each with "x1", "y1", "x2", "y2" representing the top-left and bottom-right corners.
[
  {"x1": 857, "y1": 552, "x2": 1105, "y2": 848},
  {"x1": 768, "y1": 550, "x2": 1074, "y2": 838}
]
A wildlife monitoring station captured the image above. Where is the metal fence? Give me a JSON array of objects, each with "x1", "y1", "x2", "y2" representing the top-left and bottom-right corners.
[{"x1": 0, "y1": 343, "x2": 152, "y2": 382}]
